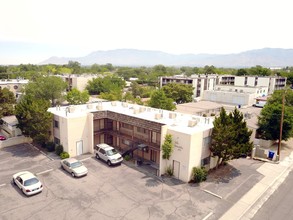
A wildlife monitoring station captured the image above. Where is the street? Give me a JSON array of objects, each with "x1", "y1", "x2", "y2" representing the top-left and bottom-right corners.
[{"x1": 252, "y1": 169, "x2": 293, "y2": 220}]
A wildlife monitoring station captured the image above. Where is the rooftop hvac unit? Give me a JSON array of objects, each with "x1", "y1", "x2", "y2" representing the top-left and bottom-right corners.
[
  {"x1": 155, "y1": 113, "x2": 162, "y2": 120},
  {"x1": 68, "y1": 106, "x2": 76, "y2": 113},
  {"x1": 188, "y1": 120, "x2": 198, "y2": 127},
  {"x1": 96, "y1": 105, "x2": 103, "y2": 110},
  {"x1": 111, "y1": 101, "x2": 117, "y2": 106},
  {"x1": 169, "y1": 112, "x2": 177, "y2": 119},
  {"x1": 122, "y1": 102, "x2": 128, "y2": 107},
  {"x1": 133, "y1": 109, "x2": 139, "y2": 114},
  {"x1": 139, "y1": 107, "x2": 146, "y2": 113},
  {"x1": 87, "y1": 104, "x2": 94, "y2": 109}
]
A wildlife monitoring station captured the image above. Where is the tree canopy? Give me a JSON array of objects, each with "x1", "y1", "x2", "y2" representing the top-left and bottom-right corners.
[
  {"x1": 148, "y1": 89, "x2": 176, "y2": 111},
  {"x1": 15, "y1": 95, "x2": 52, "y2": 144},
  {"x1": 162, "y1": 83, "x2": 194, "y2": 103},
  {"x1": 66, "y1": 88, "x2": 89, "y2": 105},
  {"x1": 257, "y1": 90, "x2": 293, "y2": 141},
  {"x1": 86, "y1": 75, "x2": 125, "y2": 95},
  {"x1": 210, "y1": 107, "x2": 253, "y2": 167},
  {"x1": 0, "y1": 88, "x2": 16, "y2": 118},
  {"x1": 24, "y1": 76, "x2": 67, "y2": 106}
]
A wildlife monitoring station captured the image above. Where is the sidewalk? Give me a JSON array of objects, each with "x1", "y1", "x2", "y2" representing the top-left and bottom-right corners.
[{"x1": 219, "y1": 151, "x2": 293, "y2": 220}]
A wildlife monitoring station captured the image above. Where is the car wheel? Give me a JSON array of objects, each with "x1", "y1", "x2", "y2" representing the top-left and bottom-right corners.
[
  {"x1": 107, "y1": 160, "x2": 112, "y2": 166},
  {"x1": 12, "y1": 179, "x2": 16, "y2": 185},
  {"x1": 22, "y1": 188, "x2": 26, "y2": 195},
  {"x1": 96, "y1": 154, "x2": 100, "y2": 159},
  {"x1": 71, "y1": 172, "x2": 75, "y2": 177}
]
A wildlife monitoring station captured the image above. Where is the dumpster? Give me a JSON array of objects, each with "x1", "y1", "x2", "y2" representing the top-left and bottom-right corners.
[{"x1": 268, "y1": 151, "x2": 275, "y2": 160}]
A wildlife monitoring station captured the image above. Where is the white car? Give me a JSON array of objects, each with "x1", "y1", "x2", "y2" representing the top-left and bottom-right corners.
[
  {"x1": 60, "y1": 158, "x2": 88, "y2": 177},
  {"x1": 94, "y1": 143, "x2": 123, "y2": 166},
  {"x1": 12, "y1": 171, "x2": 43, "y2": 196}
]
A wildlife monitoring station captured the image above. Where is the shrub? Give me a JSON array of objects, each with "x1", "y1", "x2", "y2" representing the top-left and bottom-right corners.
[
  {"x1": 124, "y1": 155, "x2": 131, "y2": 161},
  {"x1": 46, "y1": 142, "x2": 55, "y2": 152},
  {"x1": 210, "y1": 113, "x2": 215, "y2": 116},
  {"x1": 191, "y1": 167, "x2": 208, "y2": 183},
  {"x1": 165, "y1": 165, "x2": 173, "y2": 176},
  {"x1": 60, "y1": 152, "x2": 70, "y2": 159},
  {"x1": 55, "y1": 144, "x2": 63, "y2": 156},
  {"x1": 202, "y1": 113, "x2": 207, "y2": 117}
]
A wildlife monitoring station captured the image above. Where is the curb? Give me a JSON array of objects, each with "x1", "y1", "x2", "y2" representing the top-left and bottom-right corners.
[{"x1": 29, "y1": 143, "x2": 55, "y2": 161}]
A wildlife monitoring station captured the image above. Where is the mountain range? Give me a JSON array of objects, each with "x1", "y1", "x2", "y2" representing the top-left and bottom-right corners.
[{"x1": 40, "y1": 48, "x2": 293, "y2": 67}]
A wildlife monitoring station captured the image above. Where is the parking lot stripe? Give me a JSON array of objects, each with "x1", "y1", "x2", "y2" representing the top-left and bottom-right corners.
[
  {"x1": 202, "y1": 212, "x2": 213, "y2": 220},
  {"x1": 80, "y1": 156, "x2": 92, "y2": 162},
  {"x1": 0, "y1": 183, "x2": 6, "y2": 187},
  {"x1": 203, "y1": 189, "x2": 223, "y2": 199},
  {"x1": 36, "y1": 168, "x2": 54, "y2": 176}
]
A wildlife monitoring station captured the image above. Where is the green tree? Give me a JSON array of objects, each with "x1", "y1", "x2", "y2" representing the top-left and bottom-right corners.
[
  {"x1": 24, "y1": 76, "x2": 67, "y2": 106},
  {"x1": 15, "y1": 95, "x2": 52, "y2": 144},
  {"x1": 210, "y1": 107, "x2": 253, "y2": 167},
  {"x1": 236, "y1": 68, "x2": 248, "y2": 76},
  {"x1": 66, "y1": 88, "x2": 89, "y2": 105},
  {"x1": 162, "y1": 83, "x2": 193, "y2": 103},
  {"x1": 86, "y1": 75, "x2": 125, "y2": 95},
  {"x1": 257, "y1": 90, "x2": 293, "y2": 141},
  {"x1": 162, "y1": 134, "x2": 173, "y2": 160},
  {"x1": 0, "y1": 88, "x2": 16, "y2": 118},
  {"x1": 67, "y1": 61, "x2": 81, "y2": 74},
  {"x1": 148, "y1": 89, "x2": 176, "y2": 111}
]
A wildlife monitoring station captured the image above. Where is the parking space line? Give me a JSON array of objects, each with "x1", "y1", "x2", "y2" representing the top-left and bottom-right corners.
[
  {"x1": 202, "y1": 212, "x2": 213, "y2": 220},
  {"x1": 0, "y1": 183, "x2": 6, "y2": 187},
  {"x1": 36, "y1": 168, "x2": 54, "y2": 176},
  {"x1": 203, "y1": 189, "x2": 223, "y2": 199},
  {"x1": 80, "y1": 156, "x2": 93, "y2": 162}
]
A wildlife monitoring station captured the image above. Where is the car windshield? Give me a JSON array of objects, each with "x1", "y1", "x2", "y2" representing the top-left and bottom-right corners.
[
  {"x1": 71, "y1": 161, "x2": 82, "y2": 168},
  {"x1": 24, "y1": 178, "x2": 39, "y2": 186},
  {"x1": 106, "y1": 149, "x2": 118, "y2": 156}
]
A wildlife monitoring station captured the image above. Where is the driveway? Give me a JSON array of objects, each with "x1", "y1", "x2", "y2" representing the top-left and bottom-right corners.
[{"x1": 0, "y1": 144, "x2": 265, "y2": 220}]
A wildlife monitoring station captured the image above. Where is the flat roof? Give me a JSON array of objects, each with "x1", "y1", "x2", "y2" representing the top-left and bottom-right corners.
[{"x1": 48, "y1": 101, "x2": 214, "y2": 134}]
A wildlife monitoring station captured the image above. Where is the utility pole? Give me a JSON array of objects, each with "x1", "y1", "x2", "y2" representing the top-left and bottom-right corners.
[{"x1": 277, "y1": 90, "x2": 286, "y2": 161}]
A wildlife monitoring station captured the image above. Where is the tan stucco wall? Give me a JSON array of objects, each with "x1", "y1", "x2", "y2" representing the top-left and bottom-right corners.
[
  {"x1": 58, "y1": 114, "x2": 93, "y2": 157},
  {"x1": 160, "y1": 127, "x2": 206, "y2": 182}
]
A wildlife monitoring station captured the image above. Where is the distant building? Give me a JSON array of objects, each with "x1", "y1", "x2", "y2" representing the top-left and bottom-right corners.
[
  {"x1": 48, "y1": 101, "x2": 214, "y2": 182},
  {"x1": 159, "y1": 74, "x2": 218, "y2": 101},
  {"x1": 218, "y1": 75, "x2": 286, "y2": 94},
  {"x1": 160, "y1": 74, "x2": 285, "y2": 105},
  {"x1": 203, "y1": 85, "x2": 268, "y2": 106},
  {"x1": 0, "y1": 79, "x2": 29, "y2": 100},
  {"x1": 58, "y1": 74, "x2": 101, "y2": 91}
]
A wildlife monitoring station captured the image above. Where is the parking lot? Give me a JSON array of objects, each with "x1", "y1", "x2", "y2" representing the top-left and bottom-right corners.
[{"x1": 0, "y1": 144, "x2": 264, "y2": 220}]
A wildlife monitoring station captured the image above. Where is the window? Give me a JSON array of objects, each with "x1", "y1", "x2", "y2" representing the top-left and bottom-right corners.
[
  {"x1": 54, "y1": 120, "x2": 59, "y2": 128},
  {"x1": 121, "y1": 123, "x2": 133, "y2": 130},
  {"x1": 137, "y1": 127, "x2": 147, "y2": 134}
]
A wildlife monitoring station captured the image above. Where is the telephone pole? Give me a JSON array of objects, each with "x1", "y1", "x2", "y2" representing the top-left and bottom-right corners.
[{"x1": 277, "y1": 90, "x2": 286, "y2": 161}]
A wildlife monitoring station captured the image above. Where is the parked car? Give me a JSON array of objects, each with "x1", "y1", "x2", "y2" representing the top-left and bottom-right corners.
[
  {"x1": 12, "y1": 171, "x2": 43, "y2": 196},
  {"x1": 94, "y1": 143, "x2": 123, "y2": 166},
  {"x1": 0, "y1": 135, "x2": 6, "y2": 141},
  {"x1": 60, "y1": 158, "x2": 88, "y2": 177}
]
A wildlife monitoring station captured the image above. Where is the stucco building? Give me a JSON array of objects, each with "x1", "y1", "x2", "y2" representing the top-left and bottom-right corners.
[
  {"x1": 159, "y1": 74, "x2": 218, "y2": 101},
  {"x1": 48, "y1": 101, "x2": 214, "y2": 182},
  {"x1": 0, "y1": 79, "x2": 29, "y2": 100}
]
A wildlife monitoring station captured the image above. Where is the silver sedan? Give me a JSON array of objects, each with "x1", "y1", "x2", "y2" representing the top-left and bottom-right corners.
[{"x1": 60, "y1": 158, "x2": 88, "y2": 177}]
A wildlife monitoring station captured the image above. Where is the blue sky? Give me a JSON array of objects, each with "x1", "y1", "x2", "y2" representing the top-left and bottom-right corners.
[{"x1": 0, "y1": 0, "x2": 292, "y2": 64}]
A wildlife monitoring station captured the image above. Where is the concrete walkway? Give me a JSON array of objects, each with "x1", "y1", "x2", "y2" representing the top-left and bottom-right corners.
[{"x1": 219, "y1": 151, "x2": 293, "y2": 220}]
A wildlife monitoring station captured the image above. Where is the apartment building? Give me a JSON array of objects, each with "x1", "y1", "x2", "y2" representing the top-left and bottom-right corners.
[
  {"x1": 159, "y1": 74, "x2": 217, "y2": 100},
  {"x1": 218, "y1": 75, "x2": 286, "y2": 94},
  {"x1": 0, "y1": 79, "x2": 29, "y2": 100},
  {"x1": 48, "y1": 101, "x2": 214, "y2": 182},
  {"x1": 58, "y1": 74, "x2": 101, "y2": 91}
]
